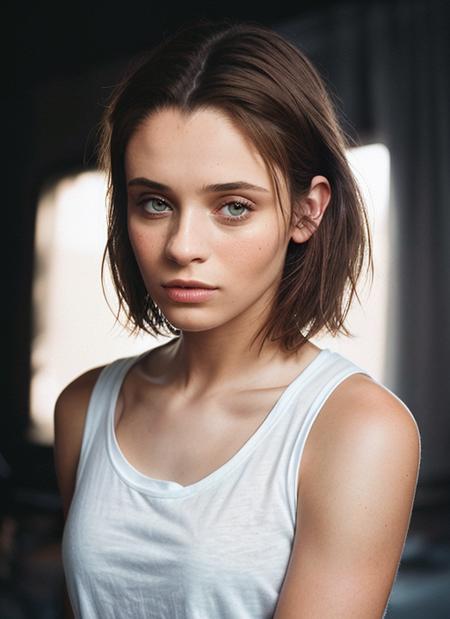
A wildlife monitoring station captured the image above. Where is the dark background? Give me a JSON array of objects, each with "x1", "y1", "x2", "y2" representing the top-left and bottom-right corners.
[{"x1": 3, "y1": 0, "x2": 450, "y2": 616}]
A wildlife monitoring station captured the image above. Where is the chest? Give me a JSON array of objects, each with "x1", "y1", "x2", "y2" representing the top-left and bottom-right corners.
[
  {"x1": 65, "y1": 457, "x2": 293, "y2": 619},
  {"x1": 114, "y1": 382, "x2": 289, "y2": 487}
]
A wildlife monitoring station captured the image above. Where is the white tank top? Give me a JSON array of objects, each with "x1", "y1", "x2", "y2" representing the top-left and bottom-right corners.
[{"x1": 62, "y1": 347, "x2": 375, "y2": 618}]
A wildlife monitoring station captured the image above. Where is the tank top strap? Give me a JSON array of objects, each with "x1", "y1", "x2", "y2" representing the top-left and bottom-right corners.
[
  {"x1": 75, "y1": 352, "x2": 144, "y2": 486},
  {"x1": 305, "y1": 352, "x2": 372, "y2": 429},
  {"x1": 286, "y1": 350, "x2": 373, "y2": 519}
]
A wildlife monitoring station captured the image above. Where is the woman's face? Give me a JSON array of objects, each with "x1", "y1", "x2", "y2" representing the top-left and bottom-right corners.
[{"x1": 125, "y1": 106, "x2": 300, "y2": 336}]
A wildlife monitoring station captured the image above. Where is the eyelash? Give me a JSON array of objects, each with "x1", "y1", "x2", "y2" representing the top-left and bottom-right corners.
[{"x1": 136, "y1": 196, "x2": 254, "y2": 223}]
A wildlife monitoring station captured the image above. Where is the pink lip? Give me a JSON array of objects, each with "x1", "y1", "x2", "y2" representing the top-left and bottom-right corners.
[
  {"x1": 163, "y1": 286, "x2": 218, "y2": 303},
  {"x1": 163, "y1": 279, "x2": 217, "y2": 289}
]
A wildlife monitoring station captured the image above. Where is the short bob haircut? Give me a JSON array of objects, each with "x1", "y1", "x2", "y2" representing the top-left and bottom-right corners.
[{"x1": 97, "y1": 17, "x2": 373, "y2": 354}]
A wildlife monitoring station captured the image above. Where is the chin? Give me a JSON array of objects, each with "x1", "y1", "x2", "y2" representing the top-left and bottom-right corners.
[{"x1": 162, "y1": 312, "x2": 231, "y2": 333}]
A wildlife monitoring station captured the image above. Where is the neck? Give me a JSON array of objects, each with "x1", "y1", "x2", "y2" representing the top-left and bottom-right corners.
[
  {"x1": 165, "y1": 316, "x2": 312, "y2": 398},
  {"x1": 153, "y1": 282, "x2": 318, "y2": 396}
]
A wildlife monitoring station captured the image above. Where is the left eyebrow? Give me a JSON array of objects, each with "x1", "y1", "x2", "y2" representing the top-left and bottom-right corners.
[{"x1": 127, "y1": 177, "x2": 270, "y2": 194}]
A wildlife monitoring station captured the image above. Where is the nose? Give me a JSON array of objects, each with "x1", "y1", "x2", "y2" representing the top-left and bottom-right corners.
[{"x1": 164, "y1": 207, "x2": 209, "y2": 265}]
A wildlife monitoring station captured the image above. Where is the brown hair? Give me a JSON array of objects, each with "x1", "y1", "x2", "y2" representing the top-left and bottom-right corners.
[{"x1": 97, "y1": 17, "x2": 373, "y2": 353}]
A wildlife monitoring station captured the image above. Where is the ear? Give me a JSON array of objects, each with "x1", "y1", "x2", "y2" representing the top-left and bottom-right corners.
[{"x1": 290, "y1": 175, "x2": 331, "y2": 243}]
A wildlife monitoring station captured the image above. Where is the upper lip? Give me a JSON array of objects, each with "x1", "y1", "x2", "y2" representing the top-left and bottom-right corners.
[{"x1": 163, "y1": 279, "x2": 217, "y2": 289}]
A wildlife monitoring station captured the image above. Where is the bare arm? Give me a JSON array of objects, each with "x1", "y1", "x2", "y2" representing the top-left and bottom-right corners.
[
  {"x1": 53, "y1": 366, "x2": 105, "y2": 619},
  {"x1": 273, "y1": 377, "x2": 421, "y2": 618}
]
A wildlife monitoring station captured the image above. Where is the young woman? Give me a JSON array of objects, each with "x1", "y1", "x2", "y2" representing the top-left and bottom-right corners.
[{"x1": 54, "y1": 18, "x2": 421, "y2": 619}]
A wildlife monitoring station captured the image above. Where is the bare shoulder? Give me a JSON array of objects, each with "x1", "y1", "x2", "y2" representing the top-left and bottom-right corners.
[
  {"x1": 300, "y1": 372, "x2": 421, "y2": 516},
  {"x1": 54, "y1": 365, "x2": 107, "y2": 447},
  {"x1": 274, "y1": 372, "x2": 421, "y2": 618},
  {"x1": 53, "y1": 365, "x2": 106, "y2": 520},
  {"x1": 55, "y1": 365, "x2": 106, "y2": 412},
  {"x1": 300, "y1": 372, "x2": 421, "y2": 486}
]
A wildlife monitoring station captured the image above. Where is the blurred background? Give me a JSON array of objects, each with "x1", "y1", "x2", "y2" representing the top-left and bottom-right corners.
[{"x1": 3, "y1": 0, "x2": 449, "y2": 616}]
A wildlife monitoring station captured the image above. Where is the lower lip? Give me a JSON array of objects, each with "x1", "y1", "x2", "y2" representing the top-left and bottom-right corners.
[{"x1": 163, "y1": 286, "x2": 218, "y2": 302}]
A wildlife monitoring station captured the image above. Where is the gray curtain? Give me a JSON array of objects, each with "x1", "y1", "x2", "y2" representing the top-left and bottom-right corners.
[{"x1": 275, "y1": 0, "x2": 450, "y2": 507}]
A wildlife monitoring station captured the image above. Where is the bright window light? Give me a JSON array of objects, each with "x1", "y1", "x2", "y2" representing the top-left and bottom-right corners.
[
  {"x1": 30, "y1": 172, "x2": 161, "y2": 445},
  {"x1": 30, "y1": 143, "x2": 390, "y2": 445}
]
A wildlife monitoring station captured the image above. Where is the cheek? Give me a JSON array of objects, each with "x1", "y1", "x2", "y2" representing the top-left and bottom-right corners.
[
  {"x1": 221, "y1": 226, "x2": 285, "y2": 280},
  {"x1": 127, "y1": 219, "x2": 161, "y2": 261}
]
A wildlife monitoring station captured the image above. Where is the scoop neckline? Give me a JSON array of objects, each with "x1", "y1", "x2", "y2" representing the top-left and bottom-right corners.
[{"x1": 106, "y1": 346, "x2": 331, "y2": 498}]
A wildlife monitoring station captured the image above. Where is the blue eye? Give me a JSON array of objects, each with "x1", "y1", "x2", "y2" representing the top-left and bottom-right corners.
[
  {"x1": 140, "y1": 197, "x2": 170, "y2": 214},
  {"x1": 220, "y1": 200, "x2": 253, "y2": 222}
]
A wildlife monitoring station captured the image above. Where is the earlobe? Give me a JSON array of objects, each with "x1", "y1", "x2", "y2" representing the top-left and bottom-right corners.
[
  {"x1": 290, "y1": 175, "x2": 331, "y2": 244},
  {"x1": 290, "y1": 218, "x2": 310, "y2": 244}
]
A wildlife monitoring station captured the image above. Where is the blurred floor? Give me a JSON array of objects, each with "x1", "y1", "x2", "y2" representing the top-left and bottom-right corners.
[{"x1": 0, "y1": 492, "x2": 449, "y2": 618}]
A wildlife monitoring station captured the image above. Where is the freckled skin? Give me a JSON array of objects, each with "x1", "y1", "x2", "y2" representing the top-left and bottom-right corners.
[{"x1": 125, "y1": 107, "x2": 329, "y2": 341}]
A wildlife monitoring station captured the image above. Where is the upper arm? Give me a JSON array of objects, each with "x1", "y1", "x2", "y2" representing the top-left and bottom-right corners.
[
  {"x1": 53, "y1": 366, "x2": 105, "y2": 521},
  {"x1": 274, "y1": 375, "x2": 421, "y2": 619}
]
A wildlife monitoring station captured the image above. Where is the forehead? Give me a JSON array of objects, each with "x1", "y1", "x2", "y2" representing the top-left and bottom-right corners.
[{"x1": 124, "y1": 106, "x2": 271, "y2": 185}]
